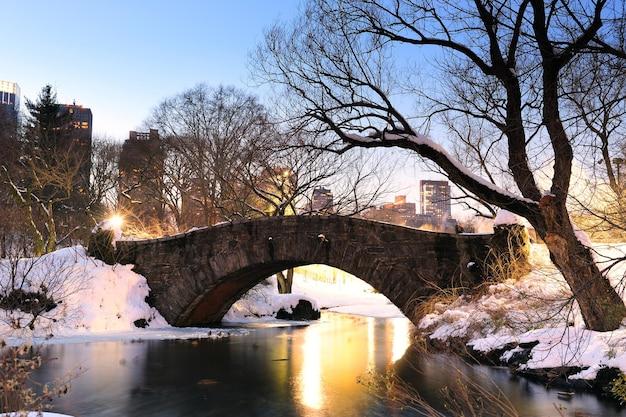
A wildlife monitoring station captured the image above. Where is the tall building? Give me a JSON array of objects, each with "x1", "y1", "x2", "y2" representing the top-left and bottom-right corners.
[
  {"x1": 0, "y1": 81, "x2": 20, "y2": 122},
  {"x1": 118, "y1": 130, "x2": 165, "y2": 226},
  {"x1": 58, "y1": 104, "x2": 93, "y2": 194},
  {"x1": 311, "y1": 187, "x2": 334, "y2": 214},
  {"x1": 0, "y1": 81, "x2": 20, "y2": 162},
  {"x1": 420, "y1": 180, "x2": 451, "y2": 220},
  {"x1": 362, "y1": 194, "x2": 416, "y2": 225}
]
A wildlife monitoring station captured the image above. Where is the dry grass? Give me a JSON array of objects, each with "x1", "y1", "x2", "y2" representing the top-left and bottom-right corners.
[
  {"x1": 0, "y1": 341, "x2": 73, "y2": 415},
  {"x1": 411, "y1": 288, "x2": 462, "y2": 325},
  {"x1": 359, "y1": 354, "x2": 520, "y2": 417}
]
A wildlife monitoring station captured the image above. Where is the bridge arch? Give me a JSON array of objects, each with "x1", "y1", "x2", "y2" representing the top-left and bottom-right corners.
[{"x1": 115, "y1": 216, "x2": 493, "y2": 326}]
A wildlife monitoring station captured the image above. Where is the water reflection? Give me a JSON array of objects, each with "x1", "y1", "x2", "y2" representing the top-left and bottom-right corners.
[
  {"x1": 31, "y1": 312, "x2": 624, "y2": 417},
  {"x1": 298, "y1": 325, "x2": 323, "y2": 412},
  {"x1": 367, "y1": 316, "x2": 376, "y2": 372},
  {"x1": 390, "y1": 318, "x2": 410, "y2": 363}
]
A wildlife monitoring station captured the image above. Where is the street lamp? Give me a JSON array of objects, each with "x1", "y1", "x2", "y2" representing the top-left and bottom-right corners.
[{"x1": 107, "y1": 214, "x2": 124, "y2": 230}]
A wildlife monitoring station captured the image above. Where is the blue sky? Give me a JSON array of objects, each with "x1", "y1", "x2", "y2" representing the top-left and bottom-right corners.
[
  {"x1": 3, "y1": 0, "x2": 301, "y2": 138},
  {"x1": 3, "y1": 0, "x2": 445, "y2": 205}
]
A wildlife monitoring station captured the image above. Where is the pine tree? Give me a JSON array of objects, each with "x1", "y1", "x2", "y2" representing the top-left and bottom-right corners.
[{"x1": 24, "y1": 85, "x2": 70, "y2": 154}]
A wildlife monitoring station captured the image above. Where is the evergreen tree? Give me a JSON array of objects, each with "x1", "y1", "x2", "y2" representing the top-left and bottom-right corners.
[{"x1": 24, "y1": 85, "x2": 70, "y2": 154}]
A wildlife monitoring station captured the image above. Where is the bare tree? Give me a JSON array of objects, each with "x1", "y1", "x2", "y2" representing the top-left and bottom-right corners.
[
  {"x1": 565, "y1": 54, "x2": 626, "y2": 194},
  {"x1": 254, "y1": 0, "x2": 626, "y2": 330},
  {"x1": 3, "y1": 149, "x2": 81, "y2": 256},
  {"x1": 87, "y1": 138, "x2": 121, "y2": 217},
  {"x1": 224, "y1": 131, "x2": 390, "y2": 292},
  {"x1": 147, "y1": 84, "x2": 273, "y2": 230},
  {"x1": 558, "y1": 51, "x2": 626, "y2": 241}
]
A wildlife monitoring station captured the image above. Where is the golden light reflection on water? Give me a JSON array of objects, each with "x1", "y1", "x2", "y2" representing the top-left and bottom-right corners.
[
  {"x1": 293, "y1": 314, "x2": 413, "y2": 416},
  {"x1": 298, "y1": 325, "x2": 323, "y2": 412},
  {"x1": 391, "y1": 318, "x2": 411, "y2": 363},
  {"x1": 367, "y1": 316, "x2": 376, "y2": 371}
]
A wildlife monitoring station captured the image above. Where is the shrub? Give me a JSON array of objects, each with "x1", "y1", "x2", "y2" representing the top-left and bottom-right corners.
[{"x1": 0, "y1": 340, "x2": 71, "y2": 415}]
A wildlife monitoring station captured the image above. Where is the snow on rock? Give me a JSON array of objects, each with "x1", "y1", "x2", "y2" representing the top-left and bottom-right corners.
[
  {"x1": 418, "y1": 242, "x2": 626, "y2": 380},
  {"x1": 0, "y1": 246, "x2": 244, "y2": 343},
  {"x1": 223, "y1": 286, "x2": 318, "y2": 323}
]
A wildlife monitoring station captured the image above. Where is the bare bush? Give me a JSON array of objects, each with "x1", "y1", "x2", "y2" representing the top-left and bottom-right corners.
[
  {"x1": 0, "y1": 243, "x2": 84, "y2": 334},
  {"x1": 0, "y1": 341, "x2": 73, "y2": 416}
]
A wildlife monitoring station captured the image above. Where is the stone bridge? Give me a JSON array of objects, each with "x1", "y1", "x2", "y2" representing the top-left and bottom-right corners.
[{"x1": 112, "y1": 216, "x2": 507, "y2": 326}]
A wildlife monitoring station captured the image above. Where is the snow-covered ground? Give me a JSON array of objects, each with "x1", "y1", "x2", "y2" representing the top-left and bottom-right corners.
[
  {"x1": 0, "y1": 246, "x2": 246, "y2": 344},
  {"x1": 419, "y1": 242, "x2": 626, "y2": 381},
  {"x1": 223, "y1": 274, "x2": 403, "y2": 323}
]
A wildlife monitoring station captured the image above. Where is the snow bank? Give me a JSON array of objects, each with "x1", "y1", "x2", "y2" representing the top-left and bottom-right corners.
[
  {"x1": 224, "y1": 274, "x2": 404, "y2": 323},
  {"x1": 222, "y1": 285, "x2": 318, "y2": 323},
  {"x1": 418, "y1": 242, "x2": 626, "y2": 380},
  {"x1": 0, "y1": 246, "x2": 244, "y2": 343},
  {"x1": 292, "y1": 274, "x2": 403, "y2": 318}
]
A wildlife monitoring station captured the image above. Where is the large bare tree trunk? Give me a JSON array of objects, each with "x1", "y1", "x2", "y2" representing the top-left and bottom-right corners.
[
  {"x1": 254, "y1": 0, "x2": 626, "y2": 330},
  {"x1": 538, "y1": 196, "x2": 626, "y2": 331}
]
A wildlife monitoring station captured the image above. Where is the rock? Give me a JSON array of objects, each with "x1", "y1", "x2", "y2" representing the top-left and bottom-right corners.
[
  {"x1": 466, "y1": 342, "x2": 518, "y2": 365},
  {"x1": 88, "y1": 229, "x2": 116, "y2": 265},
  {"x1": 275, "y1": 299, "x2": 321, "y2": 321},
  {"x1": 503, "y1": 341, "x2": 539, "y2": 367},
  {"x1": 133, "y1": 318, "x2": 149, "y2": 328},
  {"x1": 514, "y1": 366, "x2": 587, "y2": 389},
  {"x1": 594, "y1": 366, "x2": 623, "y2": 397}
]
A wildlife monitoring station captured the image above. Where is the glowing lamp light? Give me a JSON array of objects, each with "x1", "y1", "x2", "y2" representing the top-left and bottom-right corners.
[{"x1": 107, "y1": 214, "x2": 124, "y2": 229}]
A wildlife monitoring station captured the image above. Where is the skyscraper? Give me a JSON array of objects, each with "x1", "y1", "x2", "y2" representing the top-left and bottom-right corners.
[
  {"x1": 0, "y1": 81, "x2": 20, "y2": 160},
  {"x1": 118, "y1": 129, "x2": 165, "y2": 226},
  {"x1": 311, "y1": 187, "x2": 334, "y2": 214},
  {"x1": 420, "y1": 180, "x2": 451, "y2": 220},
  {"x1": 361, "y1": 194, "x2": 416, "y2": 225},
  {"x1": 0, "y1": 80, "x2": 20, "y2": 122},
  {"x1": 59, "y1": 104, "x2": 93, "y2": 194}
]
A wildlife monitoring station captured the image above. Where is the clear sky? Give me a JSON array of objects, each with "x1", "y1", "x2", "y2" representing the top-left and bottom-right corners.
[
  {"x1": 3, "y1": 0, "x2": 448, "y2": 208},
  {"x1": 3, "y1": 0, "x2": 301, "y2": 139}
]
